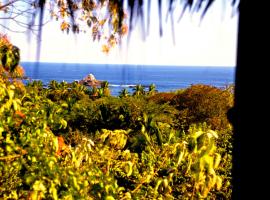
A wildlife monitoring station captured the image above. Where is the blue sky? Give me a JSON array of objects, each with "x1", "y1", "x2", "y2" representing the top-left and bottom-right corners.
[{"x1": 3, "y1": 0, "x2": 238, "y2": 66}]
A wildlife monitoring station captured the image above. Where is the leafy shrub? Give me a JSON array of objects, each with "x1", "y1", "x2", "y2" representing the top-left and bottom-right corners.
[
  {"x1": 0, "y1": 80, "x2": 232, "y2": 199},
  {"x1": 171, "y1": 84, "x2": 233, "y2": 131},
  {"x1": 0, "y1": 34, "x2": 20, "y2": 74},
  {"x1": 148, "y1": 92, "x2": 176, "y2": 104},
  {"x1": 67, "y1": 96, "x2": 178, "y2": 135}
]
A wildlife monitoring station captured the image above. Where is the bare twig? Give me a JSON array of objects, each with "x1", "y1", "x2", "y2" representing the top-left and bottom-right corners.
[
  {"x1": 0, "y1": 23, "x2": 26, "y2": 33},
  {"x1": 0, "y1": 0, "x2": 20, "y2": 10}
]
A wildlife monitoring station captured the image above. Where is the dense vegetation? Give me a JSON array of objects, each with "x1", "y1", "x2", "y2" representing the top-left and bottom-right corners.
[{"x1": 1, "y1": 36, "x2": 233, "y2": 199}]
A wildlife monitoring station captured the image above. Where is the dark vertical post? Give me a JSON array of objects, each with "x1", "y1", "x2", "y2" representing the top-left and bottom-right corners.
[{"x1": 231, "y1": 0, "x2": 267, "y2": 198}]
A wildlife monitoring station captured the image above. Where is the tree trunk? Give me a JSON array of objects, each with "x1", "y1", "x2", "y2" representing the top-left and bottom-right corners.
[{"x1": 231, "y1": 0, "x2": 268, "y2": 198}]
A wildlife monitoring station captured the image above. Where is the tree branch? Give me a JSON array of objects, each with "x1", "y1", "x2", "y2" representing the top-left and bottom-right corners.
[
  {"x1": 0, "y1": 23, "x2": 27, "y2": 33},
  {"x1": 0, "y1": 0, "x2": 20, "y2": 10}
]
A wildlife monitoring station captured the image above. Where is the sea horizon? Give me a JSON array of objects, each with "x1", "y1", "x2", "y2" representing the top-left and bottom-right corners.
[
  {"x1": 21, "y1": 61, "x2": 236, "y2": 68},
  {"x1": 21, "y1": 62, "x2": 235, "y2": 96}
]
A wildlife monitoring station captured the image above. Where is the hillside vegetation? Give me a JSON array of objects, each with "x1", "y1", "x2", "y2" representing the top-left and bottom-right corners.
[{"x1": 1, "y1": 35, "x2": 233, "y2": 199}]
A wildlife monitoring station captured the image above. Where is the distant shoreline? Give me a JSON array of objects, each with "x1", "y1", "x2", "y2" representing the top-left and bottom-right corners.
[
  {"x1": 21, "y1": 62, "x2": 235, "y2": 96},
  {"x1": 21, "y1": 61, "x2": 235, "y2": 69}
]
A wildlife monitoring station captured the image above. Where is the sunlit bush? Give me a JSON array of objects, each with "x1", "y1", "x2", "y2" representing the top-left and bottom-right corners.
[
  {"x1": 172, "y1": 84, "x2": 233, "y2": 131},
  {"x1": 148, "y1": 92, "x2": 176, "y2": 104},
  {"x1": 0, "y1": 79, "x2": 232, "y2": 199}
]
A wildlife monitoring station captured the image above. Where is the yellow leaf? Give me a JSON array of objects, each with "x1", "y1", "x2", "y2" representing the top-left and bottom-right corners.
[
  {"x1": 121, "y1": 24, "x2": 128, "y2": 35},
  {"x1": 102, "y1": 45, "x2": 110, "y2": 54},
  {"x1": 216, "y1": 176, "x2": 223, "y2": 190},
  {"x1": 99, "y1": 19, "x2": 106, "y2": 26},
  {"x1": 105, "y1": 196, "x2": 115, "y2": 200},
  {"x1": 60, "y1": 21, "x2": 70, "y2": 31}
]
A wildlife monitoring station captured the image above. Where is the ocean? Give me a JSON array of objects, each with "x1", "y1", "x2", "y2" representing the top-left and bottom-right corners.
[{"x1": 21, "y1": 62, "x2": 235, "y2": 96}]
